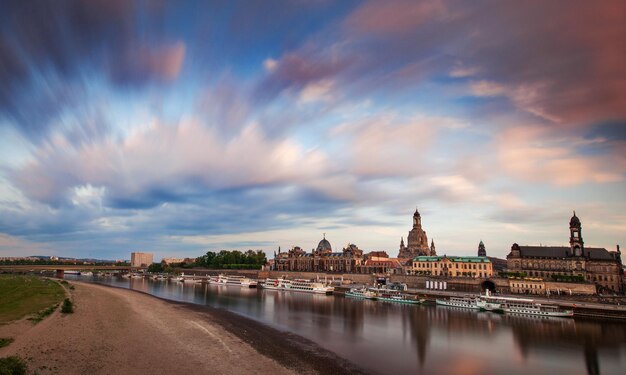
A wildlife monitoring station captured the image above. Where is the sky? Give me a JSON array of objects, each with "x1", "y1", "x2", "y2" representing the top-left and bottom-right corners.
[{"x1": 0, "y1": 0, "x2": 624, "y2": 261}]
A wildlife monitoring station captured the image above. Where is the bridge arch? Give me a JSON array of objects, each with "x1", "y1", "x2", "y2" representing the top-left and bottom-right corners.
[{"x1": 481, "y1": 279, "x2": 496, "y2": 293}]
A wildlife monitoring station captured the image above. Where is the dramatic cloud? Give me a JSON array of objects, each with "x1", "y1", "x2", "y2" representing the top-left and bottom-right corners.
[
  {"x1": 0, "y1": 1, "x2": 624, "y2": 259},
  {"x1": 10, "y1": 120, "x2": 332, "y2": 208}
]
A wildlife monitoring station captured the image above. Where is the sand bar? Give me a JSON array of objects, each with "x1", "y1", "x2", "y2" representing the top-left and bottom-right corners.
[{"x1": 0, "y1": 281, "x2": 366, "y2": 374}]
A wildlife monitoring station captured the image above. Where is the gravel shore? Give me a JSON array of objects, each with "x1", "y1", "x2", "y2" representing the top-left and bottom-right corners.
[{"x1": 0, "y1": 281, "x2": 366, "y2": 374}]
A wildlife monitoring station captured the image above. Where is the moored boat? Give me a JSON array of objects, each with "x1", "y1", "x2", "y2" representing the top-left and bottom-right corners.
[
  {"x1": 283, "y1": 279, "x2": 333, "y2": 294},
  {"x1": 436, "y1": 296, "x2": 480, "y2": 310},
  {"x1": 500, "y1": 298, "x2": 573, "y2": 317},
  {"x1": 476, "y1": 290, "x2": 504, "y2": 313},
  {"x1": 374, "y1": 288, "x2": 424, "y2": 304},
  {"x1": 260, "y1": 277, "x2": 290, "y2": 290},
  {"x1": 183, "y1": 277, "x2": 203, "y2": 283},
  {"x1": 345, "y1": 287, "x2": 378, "y2": 300},
  {"x1": 209, "y1": 274, "x2": 257, "y2": 288}
]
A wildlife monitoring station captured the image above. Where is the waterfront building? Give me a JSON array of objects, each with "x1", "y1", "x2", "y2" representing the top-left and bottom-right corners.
[
  {"x1": 506, "y1": 212, "x2": 623, "y2": 293},
  {"x1": 509, "y1": 278, "x2": 546, "y2": 294},
  {"x1": 130, "y1": 252, "x2": 154, "y2": 267},
  {"x1": 274, "y1": 236, "x2": 364, "y2": 273},
  {"x1": 398, "y1": 209, "x2": 436, "y2": 259},
  {"x1": 411, "y1": 255, "x2": 493, "y2": 278},
  {"x1": 360, "y1": 251, "x2": 404, "y2": 274}
]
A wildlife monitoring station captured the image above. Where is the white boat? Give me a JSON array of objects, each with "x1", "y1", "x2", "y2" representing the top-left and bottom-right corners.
[
  {"x1": 345, "y1": 287, "x2": 378, "y2": 299},
  {"x1": 260, "y1": 278, "x2": 290, "y2": 290},
  {"x1": 374, "y1": 288, "x2": 424, "y2": 305},
  {"x1": 81, "y1": 271, "x2": 93, "y2": 276},
  {"x1": 501, "y1": 297, "x2": 573, "y2": 317},
  {"x1": 283, "y1": 279, "x2": 334, "y2": 295},
  {"x1": 476, "y1": 290, "x2": 504, "y2": 312},
  {"x1": 436, "y1": 296, "x2": 480, "y2": 310},
  {"x1": 121, "y1": 273, "x2": 130, "y2": 279},
  {"x1": 183, "y1": 277, "x2": 203, "y2": 283},
  {"x1": 209, "y1": 274, "x2": 257, "y2": 288},
  {"x1": 131, "y1": 273, "x2": 144, "y2": 279},
  {"x1": 171, "y1": 276, "x2": 184, "y2": 282},
  {"x1": 64, "y1": 270, "x2": 81, "y2": 275}
]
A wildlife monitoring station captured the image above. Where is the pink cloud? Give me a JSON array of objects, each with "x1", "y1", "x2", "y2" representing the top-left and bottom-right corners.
[
  {"x1": 496, "y1": 125, "x2": 625, "y2": 186},
  {"x1": 345, "y1": 0, "x2": 446, "y2": 35}
]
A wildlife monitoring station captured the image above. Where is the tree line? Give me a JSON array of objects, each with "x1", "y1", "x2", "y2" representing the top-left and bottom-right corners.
[{"x1": 194, "y1": 250, "x2": 267, "y2": 270}]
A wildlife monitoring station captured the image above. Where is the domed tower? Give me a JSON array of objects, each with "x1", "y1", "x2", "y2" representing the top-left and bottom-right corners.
[
  {"x1": 569, "y1": 211, "x2": 584, "y2": 257},
  {"x1": 316, "y1": 234, "x2": 332, "y2": 255},
  {"x1": 478, "y1": 240, "x2": 486, "y2": 257},
  {"x1": 399, "y1": 208, "x2": 430, "y2": 259}
]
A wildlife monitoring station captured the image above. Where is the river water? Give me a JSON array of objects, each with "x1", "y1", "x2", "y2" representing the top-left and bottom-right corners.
[{"x1": 67, "y1": 275, "x2": 625, "y2": 375}]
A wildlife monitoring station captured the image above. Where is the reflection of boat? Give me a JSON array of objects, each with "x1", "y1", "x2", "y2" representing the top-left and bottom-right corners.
[
  {"x1": 436, "y1": 296, "x2": 480, "y2": 310},
  {"x1": 209, "y1": 274, "x2": 257, "y2": 288},
  {"x1": 375, "y1": 288, "x2": 425, "y2": 304},
  {"x1": 346, "y1": 287, "x2": 378, "y2": 300},
  {"x1": 501, "y1": 298, "x2": 573, "y2": 317},
  {"x1": 284, "y1": 279, "x2": 334, "y2": 294}
]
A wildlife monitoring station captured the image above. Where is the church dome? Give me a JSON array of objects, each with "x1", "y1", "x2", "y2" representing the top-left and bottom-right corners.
[
  {"x1": 316, "y1": 236, "x2": 332, "y2": 252},
  {"x1": 570, "y1": 211, "x2": 581, "y2": 227}
]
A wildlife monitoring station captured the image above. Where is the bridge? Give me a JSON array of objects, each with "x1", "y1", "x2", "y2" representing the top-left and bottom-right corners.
[{"x1": 0, "y1": 264, "x2": 145, "y2": 277}]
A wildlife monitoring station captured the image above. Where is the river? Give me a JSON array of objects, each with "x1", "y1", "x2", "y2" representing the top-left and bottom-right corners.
[{"x1": 66, "y1": 275, "x2": 625, "y2": 375}]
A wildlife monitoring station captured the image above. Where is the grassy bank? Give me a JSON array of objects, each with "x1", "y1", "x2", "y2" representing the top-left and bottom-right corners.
[{"x1": 0, "y1": 275, "x2": 65, "y2": 323}]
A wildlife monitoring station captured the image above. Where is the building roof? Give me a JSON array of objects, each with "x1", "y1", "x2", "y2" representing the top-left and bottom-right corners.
[
  {"x1": 316, "y1": 236, "x2": 332, "y2": 252},
  {"x1": 413, "y1": 255, "x2": 491, "y2": 263},
  {"x1": 364, "y1": 259, "x2": 402, "y2": 268},
  {"x1": 518, "y1": 246, "x2": 614, "y2": 260}
]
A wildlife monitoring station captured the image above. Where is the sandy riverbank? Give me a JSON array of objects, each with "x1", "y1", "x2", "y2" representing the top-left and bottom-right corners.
[{"x1": 0, "y1": 281, "x2": 366, "y2": 374}]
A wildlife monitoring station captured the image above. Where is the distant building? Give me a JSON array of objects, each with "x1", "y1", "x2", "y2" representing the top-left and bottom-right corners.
[
  {"x1": 131, "y1": 252, "x2": 154, "y2": 268},
  {"x1": 477, "y1": 241, "x2": 486, "y2": 257},
  {"x1": 398, "y1": 209, "x2": 436, "y2": 259},
  {"x1": 506, "y1": 212, "x2": 623, "y2": 293},
  {"x1": 476, "y1": 240, "x2": 507, "y2": 272},
  {"x1": 411, "y1": 255, "x2": 493, "y2": 278},
  {"x1": 274, "y1": 236, "x2": 364, "y2": 273},
  {"x1": 161, "y1": 257, "x2": 193, "y2": 265}
]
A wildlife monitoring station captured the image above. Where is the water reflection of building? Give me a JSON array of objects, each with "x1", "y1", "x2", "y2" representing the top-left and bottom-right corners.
[
  {"x1": 402, "y1": 304, "x2": 626, "y2": 375},
  {"x1": 507, "y1": 213, "x2": 623, "y2": 293},
  {"x1": 506, "y1": 316, "x2": 626, "y2": 375}
]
